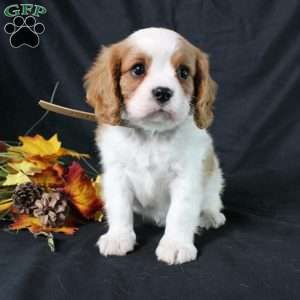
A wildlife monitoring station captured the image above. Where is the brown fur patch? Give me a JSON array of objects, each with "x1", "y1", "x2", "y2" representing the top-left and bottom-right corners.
[
  {"x1": 83, "y1": 40, "x2": 130, "y2": 125},
  {"x1": 119, "y1": 52, "x2": 151, "y2": 103},
  {"x1": 84, "y1": 41, "x2": 152, "y2": 124},
  {"x1": 193, "y1": 49, "x2": 217, "y2": 129},
  {"x1": 171, "y1": 40, "x2": 196, "y2": 95},
  {"x1": 171, "y1": 38, "x2": 217, "y2": 129}
]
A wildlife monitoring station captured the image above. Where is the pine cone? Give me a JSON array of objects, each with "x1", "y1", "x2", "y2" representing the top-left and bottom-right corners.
[
  {"x1": 12, "y1": 182, "x2": 43, "y2": 214},
  {"x1": 33, "y1": 192, "x2": 68, "y2": 227}
]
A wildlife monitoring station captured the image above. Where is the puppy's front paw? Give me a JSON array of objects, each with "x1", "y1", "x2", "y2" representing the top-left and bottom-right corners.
[
  {"x1": 97, "y1": 231, "x2": 136, "y2": 256},
  {"x1": 199, "y1": 210, "x2": 226, "y2": 229},
  {"x1": 156, "y1": 237, "x2": 197, "y2": 265}
]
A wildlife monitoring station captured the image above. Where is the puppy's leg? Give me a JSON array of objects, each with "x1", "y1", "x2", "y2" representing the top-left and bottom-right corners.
[
  {"x1": 199, "y1": 164, "x2": 226, "y2": 229},
  {"x1": 156, "y1": 172, "x2": 202, "y2": 265},
  {"x1": 97, "y1": 168, "x2": 136, "y2": 256},
  {"x1": 199, "y1": 198, "x2": 225, "y2": 229}
]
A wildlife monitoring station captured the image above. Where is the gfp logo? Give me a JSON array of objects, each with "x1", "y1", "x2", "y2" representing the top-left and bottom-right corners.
[{"x1": 3, "y1": 4, "x2": 47, "y2": 48}]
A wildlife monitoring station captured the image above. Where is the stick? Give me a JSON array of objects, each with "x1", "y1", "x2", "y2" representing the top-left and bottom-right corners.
[{"x1": 39, "y1": 100, "x2": 97, "y2": 122}]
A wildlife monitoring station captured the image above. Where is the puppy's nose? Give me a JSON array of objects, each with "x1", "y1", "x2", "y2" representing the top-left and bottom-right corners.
[{"x1": 152, "y1": 87, "x2": 173, "y2": 104}]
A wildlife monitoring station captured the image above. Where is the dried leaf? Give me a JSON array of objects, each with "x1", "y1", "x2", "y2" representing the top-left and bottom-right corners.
[
  {"x1": 0, "y1": 189, "x2": 14, "y2": 200},
  {"x1": 10, "y1": 134, "x2": 62, "y2": 157},
  {"x1": 0, "y1": 169, "x2": 7, "y2": 178},
  {"x1": 2, "y1": 172, "x2": 31, "y2": 186},
  {"x1": 47, "y1": 233, "x2": 55, "y2": 252},
  {"x1": 0, "y1": 141, "x2": 7, "y2": 152},
  {"x1": 33, "y1": 232, "x2": 56, "y2": 252},
  {"x1": 10, "y1": 215, "x2": 42, "y2": 232},
  {"x1": 64, "y1": 162, "x2": 102, "y2": 219},
  {"x1": 94, "y1": 210, "x2": 104, "y2": 222},
  {"x1": 9, "y1": 134, "x2": 89, "y2": 160},
  {"x1": 10, "y1": 214, "x2": 77, "y2": 235},
  {"x1": 57, "y1": 148, "x2": 90, "y2": 159},
  {"x1": 27, "y1": 156, "x2": 55, "y2": 170},
  {"x1": 51, "y1": 226, "x2": 78, "y2": 235},
  {"x1": 53, "y1": 163, "x2": 64, "y2": 177},
  {"x1": 31, "y1": 167, "x2": 65, "y2": 188},
  {"x1": 8, "y1": 161, "x2": 43, "y2": 176},
  {"x1": 0, "y1": 199, "x2": 13, "y2": 214},
  {"x1": 93, "y1": 175, "x2": 103, "y2": 199},
  {"x1": 92, "y1": 177, "x2": 104, "y2": 222}
]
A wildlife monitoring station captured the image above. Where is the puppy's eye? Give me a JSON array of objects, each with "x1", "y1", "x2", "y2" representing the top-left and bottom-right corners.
[
  {"x1": 131, "y1": 63, "x2": 145, "y2": 77},
  {"x1": 177, "y1": 65, "x2": 190, "y2": 80}
]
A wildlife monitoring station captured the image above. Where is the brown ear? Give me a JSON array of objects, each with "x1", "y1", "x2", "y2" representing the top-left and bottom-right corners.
[
  {"x1": 193, "y1": 50, "x2": 217, "y2": 129},
  {"x1": 83, "y1": 44, "x2": 122, "y2": 125}
]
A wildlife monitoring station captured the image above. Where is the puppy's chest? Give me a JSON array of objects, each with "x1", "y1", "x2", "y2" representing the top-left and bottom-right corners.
[{"x1": 125, "y1": 138, "x2": 177, "y2": 205}]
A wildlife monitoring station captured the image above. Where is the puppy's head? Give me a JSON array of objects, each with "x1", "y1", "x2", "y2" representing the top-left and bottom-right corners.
[{"x1": 84, "y1": 27, "x2": 217, "y2": 131}]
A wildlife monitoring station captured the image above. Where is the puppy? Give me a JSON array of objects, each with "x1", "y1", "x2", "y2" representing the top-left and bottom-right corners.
[{"x1": 84, "y1": 27, "x2": 225, "y2": 265}]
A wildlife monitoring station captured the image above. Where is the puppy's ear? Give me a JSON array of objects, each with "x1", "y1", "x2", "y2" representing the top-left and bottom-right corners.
[
  {"x1": 193, "y1": 49, "x2": 217, "y2": 129},
  {"x1": 84, "y1": 44, "x2": 122, "y2": 125}
]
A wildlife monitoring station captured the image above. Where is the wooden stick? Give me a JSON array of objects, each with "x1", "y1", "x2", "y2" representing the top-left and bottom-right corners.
[
  {"x1": 38, "y1": 100, "x2": 133, "y2": 128},
  {"x1": 39, "y1": 100, "x2": 97, "y2": 122}
]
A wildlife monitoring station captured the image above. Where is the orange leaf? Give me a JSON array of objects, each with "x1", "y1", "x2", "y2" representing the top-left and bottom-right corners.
[
  {"x1": 64, "y1": 162, "x2": 102, "y2": 219},
  {"x1": 31, "y1": 167, "x2": 65, "y2": 188},
  {"x1": 10, "y1": 214, "x2": 41, "y2": 230},
  {"x1": 27, "y1": 156, "x2": 56, "y2": 170},
  {"x1": 10, "y1": 214, "x2": 77, "y2": 235},
  {"x1": 53, "y1": 163, "x2": 65, "y2": 177}
]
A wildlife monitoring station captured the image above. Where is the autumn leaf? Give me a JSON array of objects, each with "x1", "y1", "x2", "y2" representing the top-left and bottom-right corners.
[
  {"x1": 94, "y1": 210, "x2": 104, "y2": 222},
  {"x1": 0, "y1": 168, "x2": 7, "y2": 179},
  {"x1": 10, "y1": 214, "x2": 78, "y2": 235},
  {"x1": 64, "y1": 162, "x2": 102, "y2": 219},
  {"x1": 10, "y1": 215, "x2": 42, "y2": 233},
  {"x1": 53, "y1": 163, "x2": 64, "y2": 177},
  {"x1": 2, "y1": 172, "x2": 31, "y2": 186},
  {"x1": 93, "y1": 175, "x2": 103, "y2": 199},
  {"x1": 0, "y1": 188, "x2": 14, "y2": 200},
  {"x1": 51, "y1": 225, "x2": 78, "y2": 235},
  {"x1": 0, "y1": 199, "x2": 13, "y2": 214},
  {"x1": 33, "y1": 232, "x2": 56, "y2": 252},
  {"x1": 92, "y1": 176, "x2": 104, "y2": 221},
  {"x1": 10, "y1": 134, "x2": 62, "y2": 157},
  {"x1": 57, "y1": 148, "x2": 90, "y2": 159},
  {"x1": 8, "y1": 161, "x2": 43, "y2": 176},
  {"x1": 0, "y1": 141, "x2": 7, "y2": 152},
  {"x1": 31, "y1": 167, "x2": 65, "y2": 188},
  {"x1": 9, "y1": 134, "x2": 89, "y2": 160},
  {"x1": 27, "y1": 156, "x2": 56, "y2": 170}
]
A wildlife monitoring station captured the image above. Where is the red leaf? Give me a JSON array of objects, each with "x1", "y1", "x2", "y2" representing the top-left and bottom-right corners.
[{"x1": 64, "y1": 162, "x2": 102, "y2": 219}]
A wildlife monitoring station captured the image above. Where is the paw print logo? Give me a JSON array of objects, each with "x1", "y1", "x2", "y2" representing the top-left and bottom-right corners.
[{"x1": 4, "y1": 16, "x2": 45, "y2": 48}]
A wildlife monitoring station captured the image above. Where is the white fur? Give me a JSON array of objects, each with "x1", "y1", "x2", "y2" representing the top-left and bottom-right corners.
[{"x1": 96, "y1": 28, "x2": 225, "y2": 265}]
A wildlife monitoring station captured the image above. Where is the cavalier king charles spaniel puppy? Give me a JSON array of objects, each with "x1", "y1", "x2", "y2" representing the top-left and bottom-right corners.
[{"x1": 84, "y1": 27, "x2": 225, "y2": 265}]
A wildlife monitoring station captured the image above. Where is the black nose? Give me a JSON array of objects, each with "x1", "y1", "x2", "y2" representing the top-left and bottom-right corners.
[{"x1": 152, "y1": 87, "x2": 173, "y2": 104}]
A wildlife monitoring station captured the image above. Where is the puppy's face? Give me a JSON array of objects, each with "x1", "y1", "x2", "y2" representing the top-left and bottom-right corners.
[{"x1": 84, "y1": 28, "x2": 217, "y2": 131}]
